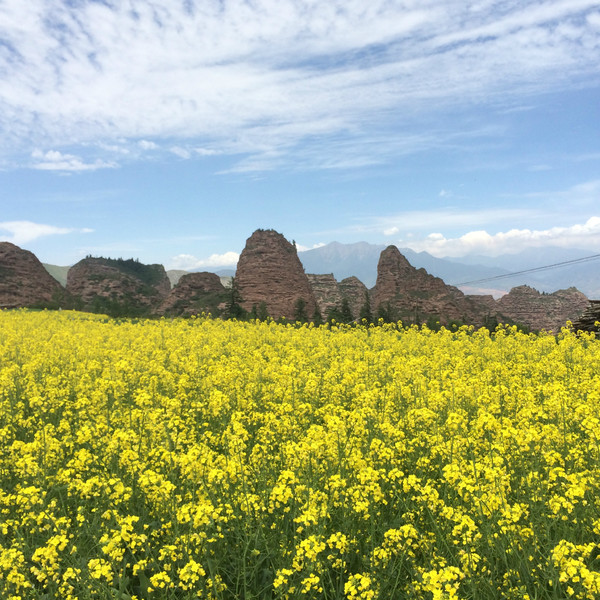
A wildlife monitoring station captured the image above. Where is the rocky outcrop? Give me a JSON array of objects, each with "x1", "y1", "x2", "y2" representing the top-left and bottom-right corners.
[
  {"x1": 307, "y1": 274, "x2": 342, "y2": 318},
  {"x1": 466, "y1": 293, "x2": 497, "y2": 314},
  {"x1": 339, "y1": 276, "x2": 369, "y2": 319},
  {"x1": 370, "y1": 246, "x2": 588, "y2": 330},
  {"x1": 307, "y1": 274, "x2": 369, "y2": 320},
  {"x1": 157, "y1": 272, "x2": 228, "y2": 317},
  {"x1": 372, "y1": 245, "x2": 488, "y2": 325},
  {"x1": 66, "y1": 257, "x2": 170, "y2": 316},
  {"x1": 235, "y1": 229, "x2": 317, "y2": 320},
  {"x1": 496, "y1": 286, "x2": 589, "y2": 332},
  {"x1": 0, "y1": 242, "x2": 64, "y2": 308},
  {"x1": 572, "y1": 300, "x2": 600, "y2": 336}
]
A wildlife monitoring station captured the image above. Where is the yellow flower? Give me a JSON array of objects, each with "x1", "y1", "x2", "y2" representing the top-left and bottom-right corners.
[{"x1": 87, "y1": 558, "x2": 113, "y2": 583}]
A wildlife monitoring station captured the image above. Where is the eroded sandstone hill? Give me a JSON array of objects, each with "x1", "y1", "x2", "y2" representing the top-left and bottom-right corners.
[
  {"x1": 66, "y1": 257, "x2": 170, "y2": 317},
  {"x1": 156, "y1": 272, "x2": 228, "y2": 317},
  {"x1": 307, "y1": 273, "x2": 369, "y2": 321},
  {"x1": 497, "y1": 285, "x2": 589, "y2": 332},
  {"x1": 235, "y1": 229, "x2": 317, "y2": 320},
  {"x1": 339, "y1": 276, "x2": 370, "y2": 319},
  {"x1": 572, "y1": 300, "x2": 600, "y2": 336},
  {"x1": 0, "y1": 242, "x2": 64, "y2": 308},
  {"x1": 371, "y1": 245, "x2": 489, "y2": 326}
]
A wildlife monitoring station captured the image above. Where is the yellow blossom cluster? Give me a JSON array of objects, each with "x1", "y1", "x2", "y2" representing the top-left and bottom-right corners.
[{"x1": 1, "y1": 309, "x2": 599, "y2": 599}]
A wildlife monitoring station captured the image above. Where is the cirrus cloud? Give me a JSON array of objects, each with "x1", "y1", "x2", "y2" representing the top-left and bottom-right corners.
[
  {"x1": 0, "y1": 220, "x2": 93, "y2": 245},
  {"x1": 31, "y1": 150, "x2": 117, "y2": 172},
  {"x1": 1, "y1": 1, "x2": 599, "y2": 171}
]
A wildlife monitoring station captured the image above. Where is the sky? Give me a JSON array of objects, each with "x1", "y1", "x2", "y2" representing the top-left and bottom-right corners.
[{"x1": 1, "y1": 0, "x2": 599, "y2": 270}]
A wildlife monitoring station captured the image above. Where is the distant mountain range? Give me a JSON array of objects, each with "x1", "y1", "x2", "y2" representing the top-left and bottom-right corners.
[
  {"x1": 298, "y1": 242, "x2": 509, "y2": 293},
  {"x1": 298, "y1": 242, "x2": 600, "y2": 298}
]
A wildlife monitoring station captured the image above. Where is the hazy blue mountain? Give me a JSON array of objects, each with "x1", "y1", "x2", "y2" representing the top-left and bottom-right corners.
[
  {"x1": 450, "y1": 247, "x2": 592, "y2": 270},
  {"x1": 215, "y1": 268, "x2": 236, "y2": 277},
  {"x1": 400, "y1": 249, "x2": 509, "y2": 289},
  {"x1": 299, "y1": 242, "x2": 385, "y2": 287},
  {"x1": 448, "y1": 247, "x2": 600, "y2": 297},
  {"x1": 298, "y1": 242, "x2": 509, "y2": 289},
  {"x1": 298, "y1": 242, "x2": 600, "y2": 298}
]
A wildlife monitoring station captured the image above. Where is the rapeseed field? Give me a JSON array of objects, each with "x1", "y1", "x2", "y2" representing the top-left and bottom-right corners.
[{"x1": 1, "y1": 309, "x2": 599, "y2": 599}]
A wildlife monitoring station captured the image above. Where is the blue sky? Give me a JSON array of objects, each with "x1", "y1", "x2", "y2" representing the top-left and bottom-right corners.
[{"x1": 1, "y1": 0, "x2": 599, "y2": 269}]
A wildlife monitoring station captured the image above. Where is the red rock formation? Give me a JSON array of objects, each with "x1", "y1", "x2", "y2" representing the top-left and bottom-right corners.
[
  {"x1": 0, "y1": 242, "x2": 64, "y2": 308},
  {"x1": 465, "y1": 294, "x2": 497, "y2": 314},
  {"x1": 156, "y1": 272, "x2": 227, "y2": 316},
  {"x1": 307, "y1": 274, "x2": 343, "y2": 318},
  {"x1": 307, "y1": 274, "x2": 369, "y2": 320},
  {"x1": 339, "y1": 276, "x2": 369, "y2": 319},
  {"x1": 496, "y1": 285, "x2": 588, "y2": 332},
  {"x1": 235, "y1": 229, "x2": 317, "y2": 320},
  {"x1": 372, "y1": 245, "x2": 488, "y2": 325},
  {"x1": 66, "y1": 257, "x2": 170, "y2": 316},
  {"x1": 572, "y1": 300, "x2": 600, "y2": 336}
]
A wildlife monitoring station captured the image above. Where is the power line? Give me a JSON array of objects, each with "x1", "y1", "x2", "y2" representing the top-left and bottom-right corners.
[{"x1": 455, "y1": 253, "x2": 600, "y2": 287}]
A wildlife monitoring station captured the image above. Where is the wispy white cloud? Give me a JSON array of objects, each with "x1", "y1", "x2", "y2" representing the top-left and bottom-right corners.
[
  {"x1": 357, "y1": 207, "x2": 538, "y2": 236},
  {"x1": 138, "y1": 140, "x2": 158, "y2": 150},
  {"x1": 350, "y1": 178, "x2": 600, "y2": 244},
  {"x1": 169, "y1": 146, "x2": 191, "y2": 159},
  {"x1": 401, "y1": 216, "x2": 600, "y2": 257},
  {"x1": 0, "y1": 220, "x2": 93, "y2": 245},
  {"x1": 588, "y1": 11, "x2": 600, "y2": 27},
  {"x1": 194, "y1": 148, "x2": 220, "y2": 156},
  {"x1": 569, "y1": 152, "x2": 600, "y2": 162},
  {"x1": 31, "y1": 149, "x2": 117, "y2": 172},
  {"x1": 96, "y1": 142, "x2": 130, "y2": 155},
  {"x1": 296, "y1": 242, "x2": 326, "y2": 252},
  {"x1": 1, "y1": 1, "x2": 598, "y2": 171},
  {"x1": 502, "y1": 179, "x2": 600, "y2": 212},
  {"x1": 561, "y1": 180, "x2": 600, "y2": 200},
  {"x1": 168, "y1": 251, "x2": 240, "y2": 271}
]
